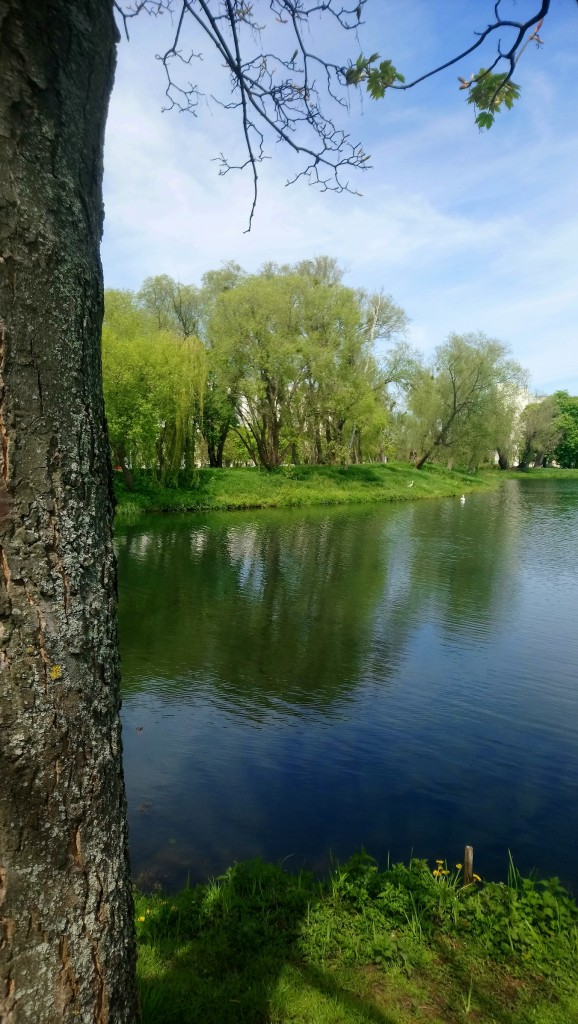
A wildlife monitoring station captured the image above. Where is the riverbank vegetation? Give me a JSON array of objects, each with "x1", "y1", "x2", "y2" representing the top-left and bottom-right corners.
[
  {"x1": 135, "y1": 853, "x2": 578, "y2": 1024},
  {"x1": 103, "y1": 259, "x2": 578, "y2": 486},
  {"x1": 114, "y1": 461, "x2": 502, "y2": 520},
  {"x1": 103, "y1": 260, "x2": 578, "y2": 484},
  {"x1": 518, "y1": 392, "x2": 578, "y2": 469}
]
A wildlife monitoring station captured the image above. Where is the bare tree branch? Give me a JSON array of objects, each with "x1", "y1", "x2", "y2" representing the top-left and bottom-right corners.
[
  {"x1": 114, "y1": 1, "x2": 556, "y2": 226},
  {"x1": 116, "y1": 0, "x2": 370, "y2": 228}
]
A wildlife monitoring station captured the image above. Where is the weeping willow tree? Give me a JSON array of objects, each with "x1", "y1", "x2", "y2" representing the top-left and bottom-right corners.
[
  {"x1": 157, "y1": 335, "x2": 207, "y2": 484},
  {"x1": 102, "y1": 291, "x2": 206, "y2": 487}
]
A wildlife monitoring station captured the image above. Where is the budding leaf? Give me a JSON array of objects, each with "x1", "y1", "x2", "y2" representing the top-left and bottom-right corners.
[
  {"x1": 465, "y1": 68, "x2": 521, "y2": 129},
  {"x1": 346, "y1": 54, "x2": 404, "y2": 98}
]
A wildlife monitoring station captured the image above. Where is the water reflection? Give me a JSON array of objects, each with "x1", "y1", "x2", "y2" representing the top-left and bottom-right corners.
[
  {"x1": 118, "y1": 506, "x2": 398, "y2": 712},
  {"x1": 117, "y1": 480, "x2": 578, "y2": 892}
]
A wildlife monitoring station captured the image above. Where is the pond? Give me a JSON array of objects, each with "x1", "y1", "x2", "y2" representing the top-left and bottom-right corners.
[{"x1": 116, "y1": 477, "x2": 578, "y2": 893}]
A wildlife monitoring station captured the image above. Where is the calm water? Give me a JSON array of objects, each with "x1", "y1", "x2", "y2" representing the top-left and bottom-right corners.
[{"x1": 116, "y1": 478, "x2": 578, "y2": 892}]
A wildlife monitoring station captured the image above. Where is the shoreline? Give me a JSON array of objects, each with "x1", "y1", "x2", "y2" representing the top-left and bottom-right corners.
[
  {"x1": 115, "y1": 464, "x2": 578, "y2": 522},
  {"x1": 114, "y1": 461, "x2": 509, "y2": 521}
]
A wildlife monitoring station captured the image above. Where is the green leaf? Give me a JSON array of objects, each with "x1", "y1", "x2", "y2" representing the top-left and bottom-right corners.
[
  {"x1": 475, "y1": 111, "x2": 495, "y2": 130},
  {"x1": 466, "y1": 67, "x2": 521, "y2": 123},
  {"x1": 345, "y1": 53, "x2": 403, "y2": 98}
]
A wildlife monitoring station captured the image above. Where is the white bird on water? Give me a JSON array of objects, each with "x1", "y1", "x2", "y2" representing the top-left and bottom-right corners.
[{"x1": 460, "y1": 494, "x2": 466, "y2": 504}]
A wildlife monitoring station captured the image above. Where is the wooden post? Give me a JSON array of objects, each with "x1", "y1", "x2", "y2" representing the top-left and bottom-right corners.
[{"x1": 463, "y1": 845, "x2": 474, "y2": 885}]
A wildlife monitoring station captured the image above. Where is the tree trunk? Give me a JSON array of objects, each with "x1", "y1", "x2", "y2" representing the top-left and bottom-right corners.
[
  {"x1": 415, "y1": 450, "x2": 431, "y2": 470},
  {"x1": 315, "y1": 425, "x2": 324, "y2": 464},
  {"x1": 120, "y1": 462, "x2": 135, "y2": 492},
  {"x1": 216, "y1": 432, "x2": 227, "y2": 468},
  {"x1": 207, "y1": 424, "x2": 229, "y2": 468},
  {"x1": 496, "y1": 448, "x2": 509, "y2": 470},
  {"x1": 114, "y1": 447, "x2": 134, "y2": 493},
  {"x1": 0, "y1": 3, "x2": 138, "y2": 1023},
  {"x1": 518, "y1": 443, "x2": 532, "y2": 470},
  {"x1": 183, "y1": 428, "x2": 196, "y2": 474}
]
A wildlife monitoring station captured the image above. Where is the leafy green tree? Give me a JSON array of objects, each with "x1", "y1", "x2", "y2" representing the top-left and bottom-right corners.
[
  {"x1": 358, "y1": 288, "x2": 409, "y2": 346},
  {"x1": 552, "y1": 392, "x2": 578, "y2": 468},
  {"x1": 406, "y1": 333, "x2": 527, "y2": 470},
  {"x1": 197, "y1": 263, "x2": 247, "y2": 466},
  {"x1": 137, "y1": 274, "x2": 205, "y2": 338},
  {"x1": 201, "y1": 261, "x2": 247, "y2": 298},
  {"x1": 127, "y1": 267, "x2": 247, "y2": 469},
  {"x1": 200, "y1": 359, "x2": 239, "y2": 468},
  {"x1": 208, "y1": 272, "x2": 306, "y2": 469},
  {"x1": 103, "y1": 286, "x2": 153, "y2": 336},
  {"x1": 289, "y1": 269, "x2": 373, "y2": 465},
  {"x1": 102, "y1": 293, "x2": 206, "y2": 486},
  {"x1": 207, "y1": 261, "x2": 408, "y2": 469},
  {"x1": 518, "y1": 395, "x2": 562, "y2": 469}
]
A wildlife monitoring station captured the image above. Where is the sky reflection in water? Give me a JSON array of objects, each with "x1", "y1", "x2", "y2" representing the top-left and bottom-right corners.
[{"x1": 117, "y1": 479, "x2": 578, "y2": 892}]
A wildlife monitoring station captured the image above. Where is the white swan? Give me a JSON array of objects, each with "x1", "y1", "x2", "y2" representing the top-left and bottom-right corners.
[{"x1": 460, "y1": 494, "x2": 465, "y2": 504}]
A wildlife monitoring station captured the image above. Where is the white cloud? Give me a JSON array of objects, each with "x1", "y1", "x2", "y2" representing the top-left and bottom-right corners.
[{"x1": 103, "y1": 0, "x2": 578, "y2": 395}]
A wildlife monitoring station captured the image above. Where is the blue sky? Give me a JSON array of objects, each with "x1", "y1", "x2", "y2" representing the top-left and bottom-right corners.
[{"x1": 103, "y1": 1, "x2": 577, "y2": 394}]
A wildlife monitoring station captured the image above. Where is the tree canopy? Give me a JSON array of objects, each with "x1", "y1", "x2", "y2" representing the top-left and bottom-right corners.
[
  {"x1": 518, "y1": 391, "x2": 578, "y2": 469},
  {"x1": 102, "y1": 294, "x2": 206, "y2": 486},
  {"x1": 552, "y1": 392, "x2": 578, "y2": 469},
  {"x1": 102, "y1": 259, "x2": 412, "y2": 474},
  {"x1": 398, "y1": 333, "x2": 528, "y2": 470},
  {"x1": 102, "y1": 267, "x2": 548, "y2": 478}
]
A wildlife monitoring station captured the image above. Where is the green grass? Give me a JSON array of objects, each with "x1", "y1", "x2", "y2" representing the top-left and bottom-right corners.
[
  {"x1": 135, "y1": 853, "x2": 578, "y2": 1024},
  {"x1": 115, "y1": 462, "x2": 504, "y2": 521},
  {"x1": 503, "y1": 467, "x2": 578, "y2": 480}
]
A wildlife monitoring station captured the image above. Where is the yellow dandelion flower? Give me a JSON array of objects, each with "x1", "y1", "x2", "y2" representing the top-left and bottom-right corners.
[
  {"x1": 138, "y1": 916, "x2": 145, "y2": 922},
  {"x1": 473, "y1": 873, "x2": 481, "y2": 882},
  {"x1": 432, "y1": 869, "x2": 440, "y2": 877},
  {"x1": 456, "y1": 863, "x2": 463, "y2": 870},
  {"x1": 49, "y1": 665, "x2": 62, "y2": 681},
  {"x1": 436, "y1": 859, "x2": 444, "y2": 865},
  {"x1": 441, "y1": 870, "x2": 449, "y2": 875}
]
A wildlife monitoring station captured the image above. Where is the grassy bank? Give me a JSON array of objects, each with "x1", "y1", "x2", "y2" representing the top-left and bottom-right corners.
[
  {"x1": 505, "y1": 467, "x2": 578, "y2": 480},
  {"x1": 135, "y1": 853, "x2": 578, "y2": 1024},
  {"x1": 115, "y1": 462, "x2": 504, "y2": 521}
]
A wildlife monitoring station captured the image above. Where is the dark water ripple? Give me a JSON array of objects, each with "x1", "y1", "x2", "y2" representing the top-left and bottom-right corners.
[{"x1": 117, "y1": 478, "x2": 578, "y2": 892}]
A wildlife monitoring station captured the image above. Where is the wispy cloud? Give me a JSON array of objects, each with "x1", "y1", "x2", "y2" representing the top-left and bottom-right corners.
[{"x1": 103, "y1": 1, "x2": 578, "y2": 394}]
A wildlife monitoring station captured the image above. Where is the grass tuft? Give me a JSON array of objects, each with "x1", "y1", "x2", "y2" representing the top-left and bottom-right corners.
[{"x1": 135, "y1": 853, "x2": 578, "y2": 1023}]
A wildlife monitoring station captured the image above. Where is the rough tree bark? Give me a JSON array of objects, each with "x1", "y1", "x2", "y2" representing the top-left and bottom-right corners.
[
  {"x1": 496, "y1": 448, "x2": 510, "y2": 470},
  {"x1": 0, "y1": 2, "x2": 138, "y2": 1022}
]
